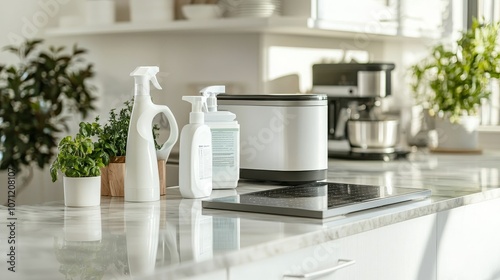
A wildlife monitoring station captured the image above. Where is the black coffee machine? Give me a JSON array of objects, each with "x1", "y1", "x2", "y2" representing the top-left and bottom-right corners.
[{"x1": 311, "y1": 63, "x2": 405, "y2": 160}]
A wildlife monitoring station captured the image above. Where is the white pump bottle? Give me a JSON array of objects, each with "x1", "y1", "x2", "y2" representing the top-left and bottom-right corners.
[
  {"x1": 179, "y1": 96, "x2": 212, "y2": 199},
  {"x1": 201, "y1": 86, "x2": 240, "y2": 189},
  {"x1": 125, "y1": 66, "x2": 179, "y2": 202}
]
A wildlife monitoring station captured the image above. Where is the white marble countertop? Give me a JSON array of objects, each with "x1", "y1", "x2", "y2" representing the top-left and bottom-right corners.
[{"x1": 1, "y1": 150, "x2": 500, "y2": 279}]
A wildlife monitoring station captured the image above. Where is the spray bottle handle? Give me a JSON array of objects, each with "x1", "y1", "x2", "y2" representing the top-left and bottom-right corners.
[
  {"x1": 155, "y1": 106, "x2": 178, "y2": 160},
  {"x1": 137, "y1": 104, "x2": 179, "y2": 160}
]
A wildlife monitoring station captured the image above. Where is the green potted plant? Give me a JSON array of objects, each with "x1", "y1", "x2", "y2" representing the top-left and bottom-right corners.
[
  {"x1": 98, "y1": 99, "x2": 165, "y2": 197},
  {"x1": 97, "y1": 100, "x2": 132, "y2": 196},
  {"x1": 0, "y1": 39, "x2": 96, "y2": 195},
  {"x1": 50, "y1": 120, "x2": 110, "y2": 207},
  {"x1": 410, "y1": 18, "x2": 500, "y2": 150}
]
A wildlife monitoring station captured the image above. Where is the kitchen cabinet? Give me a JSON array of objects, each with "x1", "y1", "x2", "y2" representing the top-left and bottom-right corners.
[
  {"x1": 436, "y1": 197, "x2": 500, "y2": 280},
  {"x1": 229, "y1": 213, "x2": 437, "y2": 280}
]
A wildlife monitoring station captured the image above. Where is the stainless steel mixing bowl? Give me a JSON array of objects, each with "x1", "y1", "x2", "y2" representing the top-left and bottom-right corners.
[{"x1": 347, "y1": 119, "x2": 399, "y2": 152}]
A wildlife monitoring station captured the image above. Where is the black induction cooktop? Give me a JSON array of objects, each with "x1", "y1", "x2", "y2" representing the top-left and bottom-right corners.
[
  {"x1": 202, "y1": 182, "x2": 431, "y2": 219},
  {"x1": 329, "y1": 150, "x2": 411, "y2": 161}
]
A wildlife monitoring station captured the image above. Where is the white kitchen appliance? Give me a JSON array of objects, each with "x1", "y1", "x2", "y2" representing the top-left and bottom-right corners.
[{"x1": 217, "y1": 94, "x2": 328, "y2": 183}]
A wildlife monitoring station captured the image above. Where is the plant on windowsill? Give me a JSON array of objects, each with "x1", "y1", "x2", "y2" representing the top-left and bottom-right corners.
[
  {"x1": 410, "y1": 18, "x2": 500, "y2": 150},
  {"x1": 50, "y1": 120, "x2": 110, "y2": 207}
]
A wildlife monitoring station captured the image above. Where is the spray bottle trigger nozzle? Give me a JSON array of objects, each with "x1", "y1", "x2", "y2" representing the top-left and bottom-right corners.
[
  {"x1": 200, "y1": 85, "x2": 225, "y2": 112},
  {"x1": 202, "y1": 101, "x2": 208, "y2": 112},
  {"x1": 150, "y1": 75, "x2": 162, "y2": 90}
]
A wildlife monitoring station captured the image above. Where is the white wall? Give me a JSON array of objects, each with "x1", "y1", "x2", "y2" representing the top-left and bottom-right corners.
[{"x1": 262, "y1": 34, "x2": 386, "y2": 93}]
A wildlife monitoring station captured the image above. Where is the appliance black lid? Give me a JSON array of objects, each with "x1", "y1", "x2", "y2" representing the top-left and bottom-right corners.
[
  {"x1": 312, "y1": 63, "x2": 396, "y2": 71},
  {"x1": 217, "y1": 93, "x2": 327, "y2": 101}
]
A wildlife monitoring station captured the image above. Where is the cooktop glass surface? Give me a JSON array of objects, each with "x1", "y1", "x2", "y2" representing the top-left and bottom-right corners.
[{"x1": 202, "y1": 182, "x2": 431, "y2": 219}]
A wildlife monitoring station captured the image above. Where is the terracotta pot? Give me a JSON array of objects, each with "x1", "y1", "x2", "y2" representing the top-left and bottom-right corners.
[{"x1": 101, "y1": 156, "x2": 166, "y2": 196}]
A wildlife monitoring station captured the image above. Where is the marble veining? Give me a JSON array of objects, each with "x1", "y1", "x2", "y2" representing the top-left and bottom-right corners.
[{"x1": 0, "y1": 150, "x2": 500, "y2": 279}]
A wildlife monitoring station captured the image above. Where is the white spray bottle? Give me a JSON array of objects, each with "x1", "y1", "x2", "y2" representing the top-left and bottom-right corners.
[
  {"x1": 200, "y1": 85, "x2": 240, "y2": 189},
  {"x1": 125, "y1": 66, "x2": 179, "y2": 202},
  {"x1": 179, "y1": 96, "x2": 212, "y2": 199}
]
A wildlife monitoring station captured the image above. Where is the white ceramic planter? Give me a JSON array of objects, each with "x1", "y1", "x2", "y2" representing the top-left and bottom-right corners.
[
  {"x1": 433, "y1": 116, "x2": 480, "y2": 150},
  {"x1": 63, "y1": 176, "x2": 101, "y2": 207}
]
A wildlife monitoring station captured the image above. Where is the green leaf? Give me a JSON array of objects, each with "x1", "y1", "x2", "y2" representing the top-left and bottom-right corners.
[{"x1": 50, "y1": 163, "x2": 58, "y2": 182}]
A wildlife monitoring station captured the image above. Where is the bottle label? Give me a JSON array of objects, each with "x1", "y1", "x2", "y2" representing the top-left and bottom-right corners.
[
  {"x1": 211, "y1": 128, "x2": 238, "y2": 167},
  {"x1": 198, "y1": 144, "x2": 212, "y2": 180},
  {"x1": 211, "y1": 128, "x2": 238, "y2": 183}
]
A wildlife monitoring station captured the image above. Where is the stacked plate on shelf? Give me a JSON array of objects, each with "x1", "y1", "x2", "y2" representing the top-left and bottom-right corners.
[{"x1": 220, "y1": 0, "x2": 282, "y2": 18}]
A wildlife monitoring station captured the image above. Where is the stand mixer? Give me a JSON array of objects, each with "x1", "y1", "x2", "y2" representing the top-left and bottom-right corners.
[{"x1": 311, "y1": 63, "x2": 405, "y2": 160}]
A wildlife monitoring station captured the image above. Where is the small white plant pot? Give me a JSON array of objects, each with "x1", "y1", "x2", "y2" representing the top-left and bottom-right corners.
[
  {"x1": 63, "y1": 176, "x2": 101, "y2": 207},
  {"x1": 433, "y1": 116, "x2": 480, "y2": 150}
]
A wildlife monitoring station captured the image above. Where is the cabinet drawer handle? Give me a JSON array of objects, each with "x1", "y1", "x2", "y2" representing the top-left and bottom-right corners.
[{"x1": 283, "y1": 259, "x2": 355, "y2": 279}]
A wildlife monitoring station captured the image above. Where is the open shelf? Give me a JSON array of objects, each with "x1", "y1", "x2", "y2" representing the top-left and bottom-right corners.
[{"x1": 44, "y1": 16, "x2": 442, "y2": 41}]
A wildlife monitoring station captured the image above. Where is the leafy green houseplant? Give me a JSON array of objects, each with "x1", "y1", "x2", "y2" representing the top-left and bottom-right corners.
[
  {"x1": 410, "y1": 18, "x2": 500, "y2": 150},
  {"x1": 50, "y1": 120, "x2": 110, "y2": 182},
  {"x1": 101, "y1": 100, "x2": 134, "y2": 158},
  {"x1": 50, "y1": 120, "x2": 110, "y2": 207},
  {"x1": 98, "y1": 100, "x2": 133, "y2": 196},
  {"x1": 411, "y1": 18, "x2": 500, "y2": 122},
  {"x1": 0, "y1": 39, "x2": 96, "y2": 172}
]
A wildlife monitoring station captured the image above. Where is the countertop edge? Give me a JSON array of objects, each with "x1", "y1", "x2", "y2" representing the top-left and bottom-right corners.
[{"x1": 157, "y1": 186, "x2": 500, "y2": 278}]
